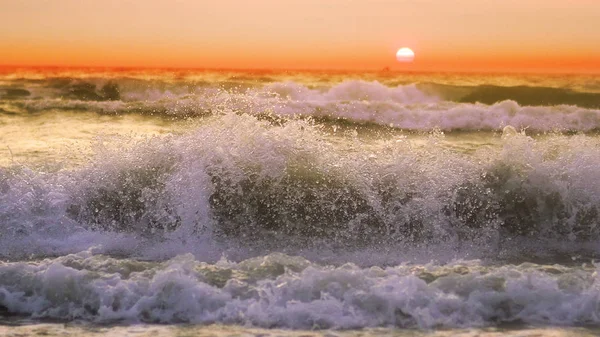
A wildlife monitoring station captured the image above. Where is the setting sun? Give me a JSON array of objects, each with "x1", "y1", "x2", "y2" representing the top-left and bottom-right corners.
[{"x1": 396, "y1": 47, "x2": 415, "y2": 63}]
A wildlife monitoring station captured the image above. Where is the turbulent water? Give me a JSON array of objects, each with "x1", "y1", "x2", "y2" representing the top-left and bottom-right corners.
[{"x1": 1, "y1": 67, "x2": 600, "y2": 334}]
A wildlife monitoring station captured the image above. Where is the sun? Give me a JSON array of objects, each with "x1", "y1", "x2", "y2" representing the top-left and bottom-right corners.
[{"x1": 396, "y1": 47, "x2": 415, "y2": 63}]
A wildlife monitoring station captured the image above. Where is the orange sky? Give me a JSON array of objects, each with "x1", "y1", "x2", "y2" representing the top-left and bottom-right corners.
[{"x1": 2, "y1": 0, "x2": 600, "y2": 73}]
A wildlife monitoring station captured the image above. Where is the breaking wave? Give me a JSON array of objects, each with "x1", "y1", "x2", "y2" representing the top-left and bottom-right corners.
[{"x1": 2, "y1": 113, "x2": 600, "y2": 261}]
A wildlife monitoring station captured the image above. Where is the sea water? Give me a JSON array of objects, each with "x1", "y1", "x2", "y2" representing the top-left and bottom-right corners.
[{"x1": 1, "y1": 67, "x2": 600, "y2": 336}]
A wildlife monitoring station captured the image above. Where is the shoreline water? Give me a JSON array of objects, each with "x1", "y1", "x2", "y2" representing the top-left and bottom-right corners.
[{"x1": 1, "y1": 322, "x2": 600, "y2": 337}]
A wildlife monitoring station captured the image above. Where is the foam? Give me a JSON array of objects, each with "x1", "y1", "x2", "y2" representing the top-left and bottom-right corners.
[{"x1": 1, "y1": 252, "x2": 599, "y2": 328}]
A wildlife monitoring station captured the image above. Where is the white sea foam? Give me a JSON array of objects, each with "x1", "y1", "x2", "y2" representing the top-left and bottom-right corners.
[{"x1": 1, "y1": 251, "x2": 599, "y2": 328}]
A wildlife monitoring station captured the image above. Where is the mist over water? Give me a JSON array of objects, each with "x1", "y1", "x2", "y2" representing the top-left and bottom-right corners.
[{"x1": 1, "y1": 68, "x2": 600, "y2": 331}]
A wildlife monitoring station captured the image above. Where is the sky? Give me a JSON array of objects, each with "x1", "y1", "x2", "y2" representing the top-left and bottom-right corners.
[{"x1": 2, "y1": 0, "x2": 600, "y2": 73}]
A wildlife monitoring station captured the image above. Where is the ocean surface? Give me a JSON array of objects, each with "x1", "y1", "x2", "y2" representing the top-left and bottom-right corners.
[{"x1": 1, "y1": 67, "x2": 600, "y2": 336}]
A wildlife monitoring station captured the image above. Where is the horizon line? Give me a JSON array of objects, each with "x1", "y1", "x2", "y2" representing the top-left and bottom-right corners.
[{"x1": 1, "y1": 63, "x2": 599, "y2": 76}]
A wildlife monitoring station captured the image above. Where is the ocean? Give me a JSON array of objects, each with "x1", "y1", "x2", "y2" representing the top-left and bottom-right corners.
[{"x1": 1, "y1": 67, "x2": 600, "y2": 336}]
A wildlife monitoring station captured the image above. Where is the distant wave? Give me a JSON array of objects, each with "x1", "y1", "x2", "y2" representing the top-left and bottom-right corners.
[
  {"x1": 3, "y1": 80, "x2": 600, "y2": 132},
  {"x1": 421, "y1": 83, "x2": 600, "y2": 109}
]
